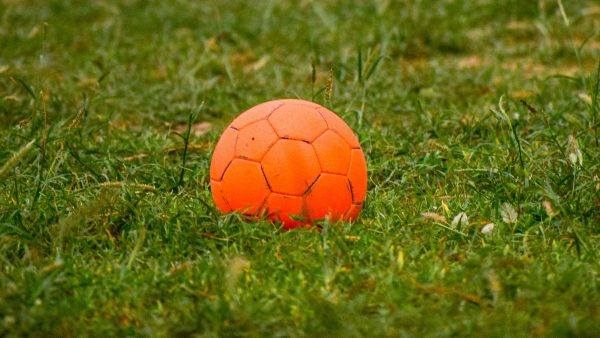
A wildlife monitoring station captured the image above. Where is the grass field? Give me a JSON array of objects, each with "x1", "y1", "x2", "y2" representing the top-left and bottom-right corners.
[{"x1": 1, "y1": 0, "x2": 600, "y2": 336}]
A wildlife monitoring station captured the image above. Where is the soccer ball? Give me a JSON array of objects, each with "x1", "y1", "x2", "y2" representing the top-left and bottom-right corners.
[{"x1": 209, "y1": 99, "x2": 367, "y2": 229}]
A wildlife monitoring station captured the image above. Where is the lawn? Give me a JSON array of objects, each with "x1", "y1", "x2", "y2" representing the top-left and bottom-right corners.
[{"x1": 1, "y1": 0, "x2": 599, "y2": 336}]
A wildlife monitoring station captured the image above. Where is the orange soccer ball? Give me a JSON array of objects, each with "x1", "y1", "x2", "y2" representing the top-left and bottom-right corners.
[{"x1": 209, "y1": 99, "x2": 367, "y2": 229}]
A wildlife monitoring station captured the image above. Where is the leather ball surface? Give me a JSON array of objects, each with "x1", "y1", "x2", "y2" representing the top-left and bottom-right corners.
[{"x1": 210, "y1": 99, "x2": 367, "y2": 229}]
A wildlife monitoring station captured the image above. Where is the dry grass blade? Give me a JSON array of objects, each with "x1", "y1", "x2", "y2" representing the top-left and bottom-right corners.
[
  {"x1": 174, "y1": 121, "x2": 212, "y2": 137},
  {"x1": 227, "y1": 256, "x2": 251, "y2": 290},
  {"x1": 414, "y1": 283, "x2": 482, "y2": 305},
  {"x1": 325, "y1": 68, "x2": 334, "y2": 103},
  {"x1": 167, "y1": 260, "x2": 194, "y2": 276},
  {"x1": 98, "y1": 181, "x2": 156, "y2": 192},
  {"x1": 122, "y1": 154, "x2": 148, "y2": 161},
  {"x1": 421, "y1": 212, "x2": 447, "y2": 223},
  {"x1": 163, "y1": 143, "x2": 209, "y2": 154},
  {"x1": 0, "y1": 139, "x2": 35, "y2": 179},
  {"x1": 40, "y1": 259, "x2": 64, "y2": 274}
]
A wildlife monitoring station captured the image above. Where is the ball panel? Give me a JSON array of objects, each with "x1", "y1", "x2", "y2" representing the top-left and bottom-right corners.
[
  {"x1": 262, "y1": 140, "x2": 321, "y2": 196},
  {"x1": 344, "y1": 203, "x2": 363, "y2": 221},
  {"x1": 266, "y1": 193, "x2": 305, "y2": 229},
  {"x1": 210, "y1": 180, "x2": 232, "y2": 212},
  {"x1": 305, "y1": 173, "x2": 352, "y2": 222},
  {"x1": 210, "y1": 127, "x2": 237, "y2": 181},
  {"x1": 348, "y1": 149, "x2": 368, "y2": 203},
  {"x1": 235, "y1": 120, "x2": 278, "y2": 162},
  {"x1": 312, "y1": 130, "x2": 351, "y2": 175},
  {"x1": 221, "y1": 159, "x2": 270, "y2": 214},
  {"x1": 317, "y1": 107, "x2": 361, "y2": 148},
  {"x1": 268, "y1": 104, "x2": 327, "y2": 141},
  {"x1": 231, "y1": 100, "x2": 283, "y2": 129}
]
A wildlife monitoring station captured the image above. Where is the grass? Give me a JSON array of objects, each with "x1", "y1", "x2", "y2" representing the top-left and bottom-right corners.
[{"x1": 1, "y1": 0, "x2": 599, "y2": 336}]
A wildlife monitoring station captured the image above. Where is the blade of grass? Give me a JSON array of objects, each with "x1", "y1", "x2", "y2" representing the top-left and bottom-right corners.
[
  {"x1": 592, "y1": 59, "x2": 600, "y2": 145},
  {"x1": 173, "y1": 102, "x2": 204, "y2": 191}
]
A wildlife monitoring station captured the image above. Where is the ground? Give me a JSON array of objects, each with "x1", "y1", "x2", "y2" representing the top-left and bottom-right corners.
[{"x1": 1, "y1": 0, "x2": 599, "y2": 336}]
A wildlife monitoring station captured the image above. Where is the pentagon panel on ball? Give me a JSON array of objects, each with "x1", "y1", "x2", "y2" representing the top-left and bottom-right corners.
[
  {"x1": 209, "y1": 99, "x2": 368, "y2": 229},
  {"x1": 262, "y1": 140, "x2": 321, "y2": 196},
  {"x1": 268, "y1": 101, "x2": 328, "y2": 141}
]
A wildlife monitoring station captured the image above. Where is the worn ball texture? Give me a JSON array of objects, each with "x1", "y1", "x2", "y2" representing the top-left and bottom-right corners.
[{"x1": 210, "y1": 99, "x2": 367, "y2": 229}]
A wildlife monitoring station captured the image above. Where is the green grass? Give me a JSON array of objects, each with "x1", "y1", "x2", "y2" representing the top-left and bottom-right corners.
[{"x1": 1, "y1": 0, "x2": 599, "y2": 336}]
